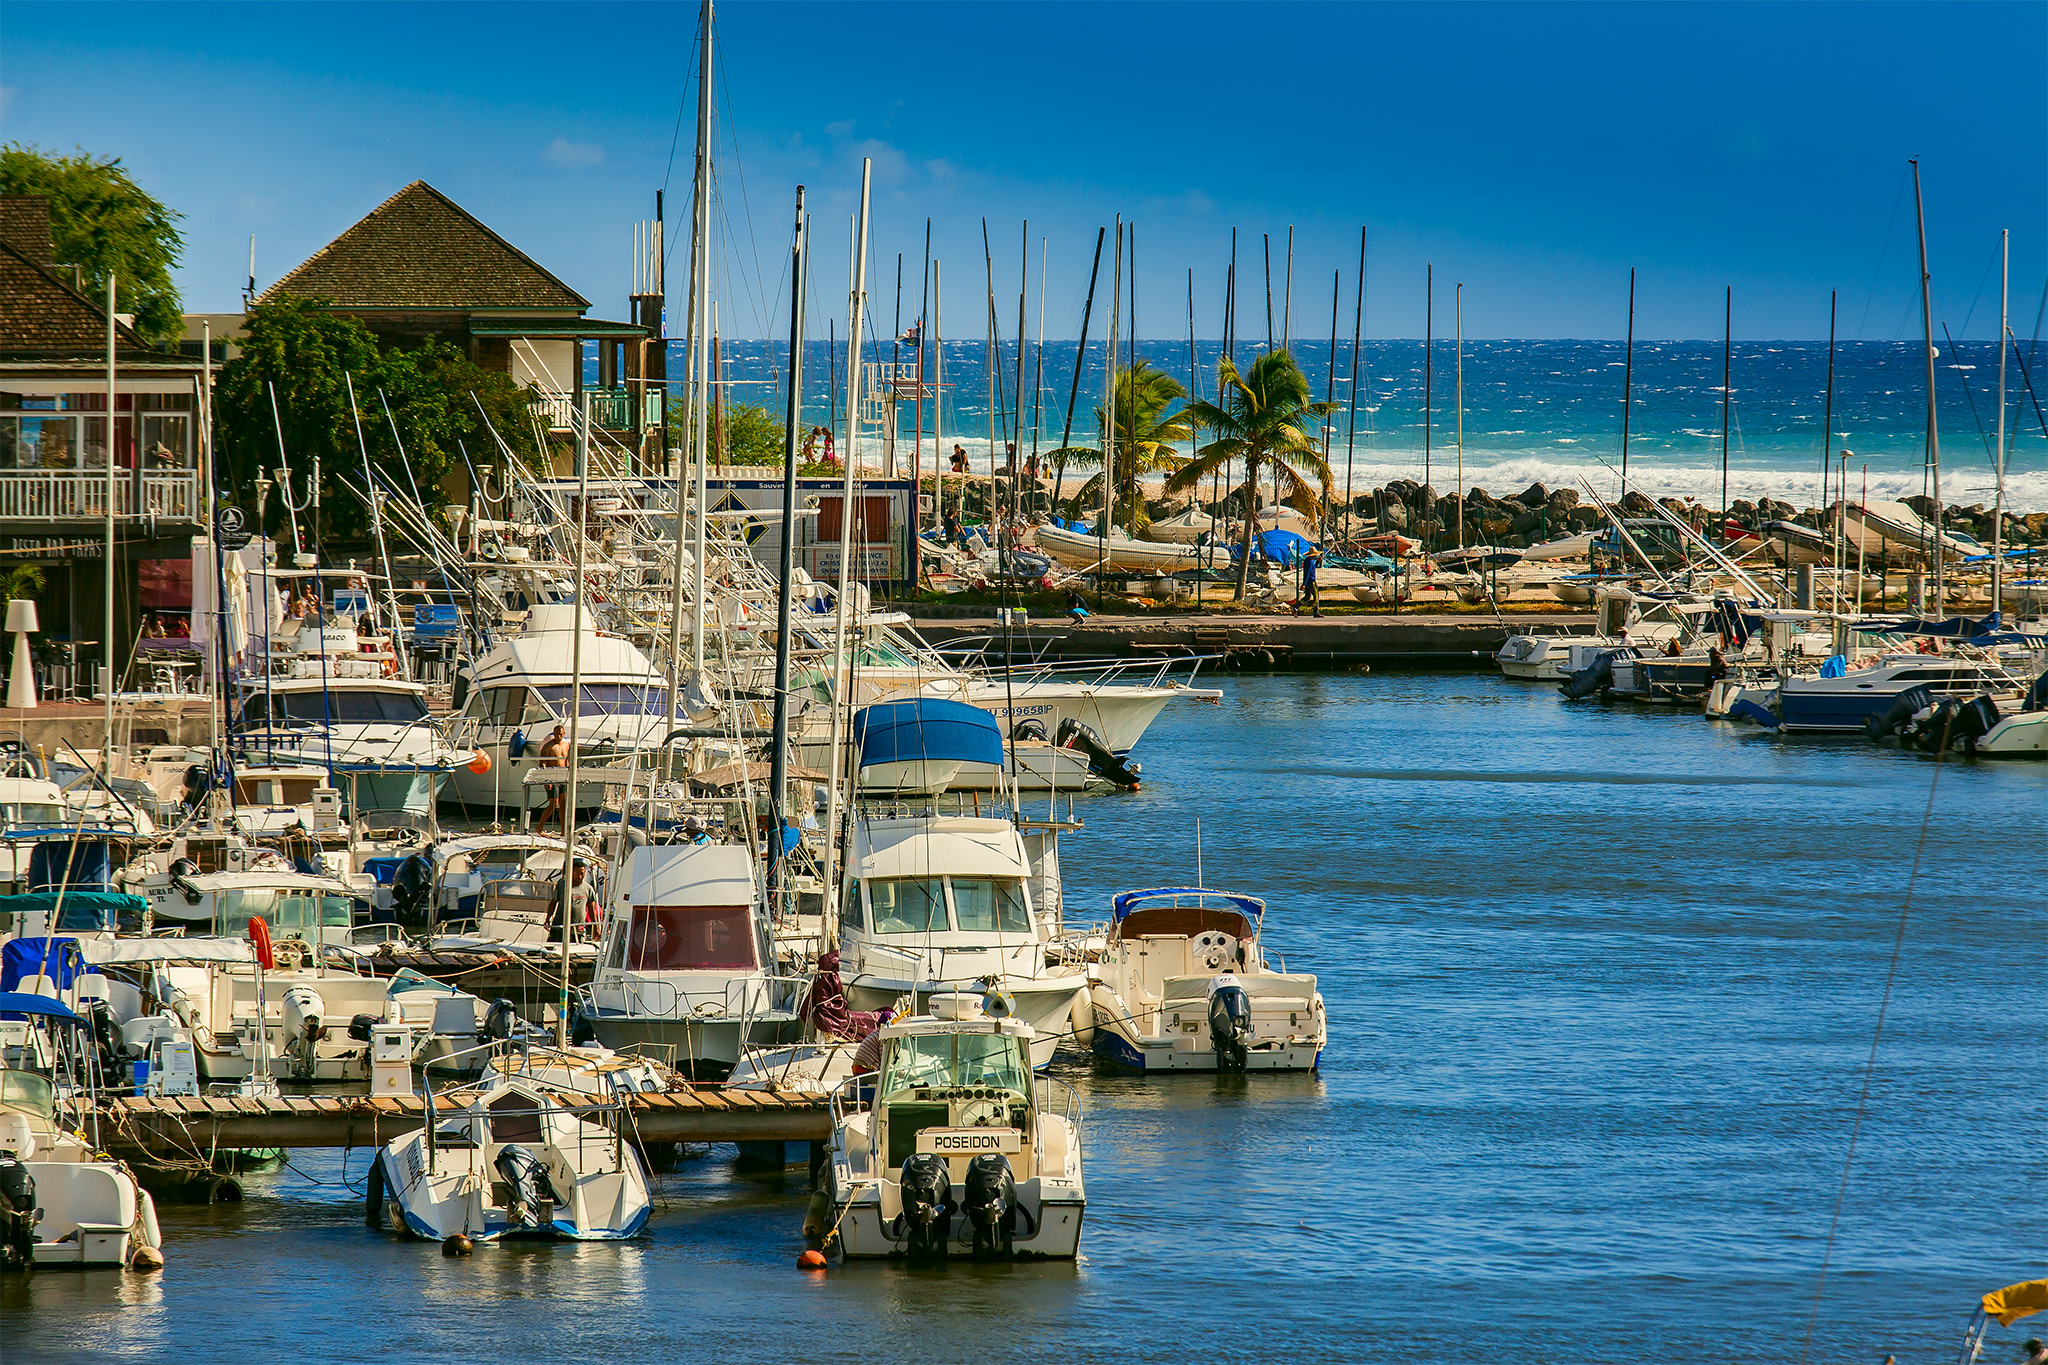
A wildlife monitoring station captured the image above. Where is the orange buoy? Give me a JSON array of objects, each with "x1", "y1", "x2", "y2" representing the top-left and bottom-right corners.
[
  {"x1": 796, "y1": 1249, "x2": 827, "y2": 1271},
  {"x1": 466, "y1": 749, "x2": 492, "y2": 775},
  {"x1": 246, "y1": 916, "x2": 274, "y2": 970}
]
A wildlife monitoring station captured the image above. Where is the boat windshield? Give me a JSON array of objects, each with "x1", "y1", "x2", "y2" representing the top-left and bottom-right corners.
[
  {"x1": 214, "y1": 889, "x2": 352, "y2": 939},
  {"x1": 950, "y1": 878, "x2": 1031, "y2": 934},
  {"x1": 533, "y1": 684, "x2": 670, "y2": 718},
  {"x1": 0, "y1": 1069, "x2": 56, "y2": 1120},
  {"x1": 882, "y1": 1030, "x2": 1028, "y2": 1098},
  {"x1": 240, "y1": 690, "x2": 431, "y2": 725},
  {"x1": 866, "y1": 877, "x2": 1030, "y2": 936},
  {"x1": 0, "y1": 802, "x2": 66, "y2": 828},
  {"x1": 612, "y1": 904, "x2": 757, "y2": 972},
  {"x1": 869, "y1": 878, "x2": 947, "y2": 934}
]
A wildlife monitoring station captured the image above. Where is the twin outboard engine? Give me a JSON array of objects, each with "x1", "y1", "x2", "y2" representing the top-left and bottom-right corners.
[
  {"x1": 0, "y1": 1154, "x2": 35, "y2": 1269},
  {"x1": 493, "y1": 1144, "x2": 554, "y2": 1230},
  {"x1": 963, "y1": 1154, "x2": 1031, "y2": 1259},
  {"x1": 1207, "y1": 974, "x2": 1253, "y2": 1070},
  {"x1": 1865, "y1": 685, "x2": 1936, "y2": 745},
  {"x1": 1054, "y1": 718, "x2": 1143, "y2": 790},
  {"x1": 895, "y1": 1153, "x2": 954, "y2": 1260}
]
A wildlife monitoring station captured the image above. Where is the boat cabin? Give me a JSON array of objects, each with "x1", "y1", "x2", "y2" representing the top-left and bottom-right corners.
[{"x1": 869, "y1": 1010, "x2": 1040, "y2": 1174}]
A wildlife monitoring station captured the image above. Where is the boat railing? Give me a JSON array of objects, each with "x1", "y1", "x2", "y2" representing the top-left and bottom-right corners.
[{"x1": 1034, "y1": 1074, "x2": 1081, "y2": 1133}]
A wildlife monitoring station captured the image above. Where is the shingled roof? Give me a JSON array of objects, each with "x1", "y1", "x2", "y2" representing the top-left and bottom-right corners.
[
  {"x1": 0, "y1": 238, "x2": 152, "y2": 360},
  {"x1": 0, "y1": 196, "x2": 56, "y2": 267},
  {"x1": 259, "y1": 180, "x2": 589, "y2": 312}
]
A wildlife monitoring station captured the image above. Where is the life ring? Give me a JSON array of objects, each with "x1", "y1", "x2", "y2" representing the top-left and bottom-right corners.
[{"x1": 247, "y1": 916, "x2": 275, "y2": 970}]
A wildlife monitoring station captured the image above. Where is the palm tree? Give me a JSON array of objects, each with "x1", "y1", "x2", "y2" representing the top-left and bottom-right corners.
[
  {"x1": 1166, "y1": 349, "x2": 1335, "y2": 600},
  {"x1": 1046, "y1": 361, "x2": 1191, "y2": 534}
]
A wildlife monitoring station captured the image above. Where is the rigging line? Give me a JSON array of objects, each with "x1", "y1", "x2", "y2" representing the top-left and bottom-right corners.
[
  {"x1": 660, "y1": 15, "x2": 703, "y2": 216},
  {"x1": 715, "y1": 53, "x2": 772, "y2": 341},
  {"x1": 1937, "y1": 322, "x2": 1997, "y2": 465},
  {"x1": 1795, "y1": 714, "x2": 1953, "y2": 1365},
  {"x1": 712, "y1": 166, "x2": 774, "y2": 342},
  {"x1": 1854, "y1": 164, "x2": 1911, "y2": 341}
]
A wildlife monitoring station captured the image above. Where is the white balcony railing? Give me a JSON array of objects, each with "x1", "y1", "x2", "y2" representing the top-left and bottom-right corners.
[{"x1": 0, "y1": 470, "x2": 203, "y2": 523}]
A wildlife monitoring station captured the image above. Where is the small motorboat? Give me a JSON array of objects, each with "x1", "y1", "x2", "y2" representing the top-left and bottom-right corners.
[
  {"x1": 369, "y1": 1076, "x2": 651, "y2": 1243},
  {"x1": 822, "y1": 992, "x2": 1085, "y2": 1260},
  {"x1": 1086, "y1": 887, "x2": 1325, "y2": 1072},
  {"x1": 0, "y1": 992, "x2": 165, "y2": 1270}
]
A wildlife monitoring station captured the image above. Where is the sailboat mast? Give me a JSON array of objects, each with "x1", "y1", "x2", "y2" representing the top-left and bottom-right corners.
[
  {"x1": 1910, "y1": 157, "x2": 1943, "y2": 614},
  {"x1": 1822, "y1": 291, "x2": 1837, "y2": 610},
  {"x1": 1993, "y1": 228, "x2": 2008, "y2": 612},
  {"x1": 1620, "y1": 268, "x2": 1635, "y2": 488},
  {"x1": 820, "y1": 160, "x2": 871, "y2": 933},
  {"x1": 1455, "y1": 282, "x2": 1464, "y2": 551},
  {"x1": 557, "y1": 391, "x2": 591, "y2": 1047},
  {"x1": 689, "y1": 0, "x2": 715, "y2": 670},
  {"x1": 769, "y1": 186, "x2": 807, "y2": 915},
  {"x1": 104, "y1": 274, "x2": 118, "y2": 765},
  {"x1": 1721, "y1": 287, "x2": 1731, "y2": 542},
  {"x1": 1345, "y1": 226, "x2": 1364, "y2": 547},
  {"x1": 1424, "y1": 264, "x2": 1432, "y2": 491}
]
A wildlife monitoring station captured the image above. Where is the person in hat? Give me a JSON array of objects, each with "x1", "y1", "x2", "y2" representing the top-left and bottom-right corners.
[{"x1": 683, "y1": 813, "x2": 712, "y2": 846}]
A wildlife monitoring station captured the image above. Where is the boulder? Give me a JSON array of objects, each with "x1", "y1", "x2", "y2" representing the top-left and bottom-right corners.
[
  {"x1": 1379, "y1": 501, "x2": 1410, "y2": 531},
  {"x1": 1519, "y1": 482, "x2": 1549, "y2": 507}
]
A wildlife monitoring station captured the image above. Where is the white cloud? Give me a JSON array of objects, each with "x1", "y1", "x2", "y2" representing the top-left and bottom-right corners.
[{"x1": 541, "y1": 137, "x2": 605, "y2": 169}]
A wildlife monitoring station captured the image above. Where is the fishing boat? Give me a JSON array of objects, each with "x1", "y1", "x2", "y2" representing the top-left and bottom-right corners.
[
  {"x1": 822, "y1": 992, "x2": 1085, "y2": 1260},
  {"x1": 0, "y1": 992, "x2": 165, "y2": 1269},
  {"x1": 1776, "y1": 653, "x2": 2024, "y2": 732},
  {"x1": 442, "y1": 604, "x2": 672, "y2": 811},
  {"x1": 367, "y1": 1075, "x2": 650, "y2": 1243},
  {"x1": 582, "y1": 840, "x2": 804, "y2": 1079},
  {"x1": 1086, "y1": 887, "x2": 1325, "y2": 1072},
  {"x1": 232, "y1": 676, "x2": 469, "y2": 816}
]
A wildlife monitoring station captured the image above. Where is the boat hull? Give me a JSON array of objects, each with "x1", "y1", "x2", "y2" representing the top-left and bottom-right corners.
[
  {"x1": 585, "y1": 1012, "x2": 803, "y2": 1081},
  {"x1": 831, "y1": 1176, "x2": 1085, "y2": 1260},
  {"x1": 1088, "y1": 987, "x2": 1323, "y2": 1072}
]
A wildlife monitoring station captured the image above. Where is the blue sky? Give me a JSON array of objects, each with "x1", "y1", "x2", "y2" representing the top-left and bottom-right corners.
[{"x1": 4, "y1": 1, "x2": 2043, "y2": 340}]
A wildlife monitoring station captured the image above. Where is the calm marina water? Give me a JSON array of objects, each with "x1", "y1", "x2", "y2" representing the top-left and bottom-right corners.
[{"x1": 7, "y1": 673, "x2": 2045, "y2": 1362}]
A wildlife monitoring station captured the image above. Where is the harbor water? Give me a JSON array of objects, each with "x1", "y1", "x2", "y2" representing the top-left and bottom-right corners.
[{"x1": 7, "y1": 673, "x2": 2044, "y2": 1362}]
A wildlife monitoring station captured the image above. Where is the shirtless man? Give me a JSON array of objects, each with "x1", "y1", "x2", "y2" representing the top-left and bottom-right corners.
[{"x1": 534, "y1": 723, "x2": 570, "y2": 833}]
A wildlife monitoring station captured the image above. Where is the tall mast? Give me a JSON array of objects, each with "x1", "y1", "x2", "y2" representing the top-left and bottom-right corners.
[
  {"x1": 557, "y1": 390, "x2": 590, "y2": 1046},
  {"x1": 1345, "y1": 226, "x2": 1365, "y2": 547},
  {"x1": 104, "y1": 273, "x2": 117, "y2": 765},
  {"x1": 690, "y1": 0, "x2": 715, "y2": 668},
  {"x1": 769, "y1": 186, "x2": 807, "y2": 920},
  {"x1": 1993, "y1": 228, "x2": 2008, "y2": 613},
  {"x1": 1721, "y1": 287, "x2": 1731, "y2": 541},
  {"x1": 1620, "y1": 268, "x2": 1635, "y2": 489},
  {"x1": 1822, "y1": 291, "x2": 1837, "y2": 610},
  {"x1": 1910, "y1": 157, "x2": 1943, "y2": 614},
  {"x1": 1100, "y1": 215, "x2": 1121, "y2": 601},
  {"x1": 1424, "y1": 265, "x2": 1432, "y2": 490},
  {"x1": 821, "y1": 160, "x2": 870, "y2": 934},
  {"x1": 1455, "y1": 282, "x2": 1464, "y2": 551}
]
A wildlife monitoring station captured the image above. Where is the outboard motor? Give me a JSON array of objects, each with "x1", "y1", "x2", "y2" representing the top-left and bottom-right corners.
[
  {"x1": 1009, "y1": 717, "x2": 1048, "y2": 743},
  {"x1": 346, "y1": 1013, "x2": 378, "y2": 1044},
  {"x1": 390, "y1": 854, "x2": 434, "y2": 925},
  {"x1": 483, "y1": 999, "x2": 519, "y2": 1045},
  {"x1": 281, "y1": 986, "x2": 326, "y2": 1080},
  {"x1": 963, "y1": 1153, "x2": 1024, "y2": 1259},
  {"x1": 85, "y1": 999, "x2": 124, "y2": 1086},
  {"x1": 1207, "y1": 974, "x2": 1253, "y2": 1070},
  {"x1": 1864, "y1": 685, "x2": 1935, "y2": 745},
  {"x1": 1559, "y1": 647, "x2": 1636, "y2": 702},
  {"x1": 180, "y1": 763, "x2": 213, "y2": 814},
  {"x1": 894, "y1": 1152, "x2": 954, "y2": 1260},
  {"x1": 1054, "y1": 717, "x2": 1143, "y2": 789},
  {"x1": 493, "y1": 1144, "x2": 554, "y2": 1230},
  {"x1": 0, "y1": 1155, "x2": 34, "y2": 1269}
]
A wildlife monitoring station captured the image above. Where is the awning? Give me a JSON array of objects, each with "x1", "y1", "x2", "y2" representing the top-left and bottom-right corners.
[
  {"x1": 0, "y1": 991, "x2": 81, "y2": 1022},
  {"x1": 852, "y1": 698, "x2": 1004, "y2": 770},
  {"x1": 467, "y1": 319, "x2": 648, "y2": 340}
]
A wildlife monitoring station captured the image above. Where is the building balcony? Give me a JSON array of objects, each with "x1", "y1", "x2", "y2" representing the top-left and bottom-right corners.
[
  {"x1": 530, "y1": 386, "x2": 661, "y2": 435},
  {"x1": 0, "y1": 469, "x2": 203, "y2": 525}
]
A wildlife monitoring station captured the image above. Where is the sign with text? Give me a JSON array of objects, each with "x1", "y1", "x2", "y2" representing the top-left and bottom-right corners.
[
  {"x1": 803, "y1": 544, "x2": 900, "y2": 582},
  {"x1": 916, "y1": 1127, "x2": 1022, "y2": 1156}
]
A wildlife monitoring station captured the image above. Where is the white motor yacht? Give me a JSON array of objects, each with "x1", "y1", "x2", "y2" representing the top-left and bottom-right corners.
[
  {"x1": 1086, "y1": 887, "x2": 1325, "y2": 1072},
  {"x1": 824, "y1": 992, "x2": 1084, "y2": 1261},
  {"x1": 443, "y1": 603, "x2": 674, "y2": 811},
  {"x1": 233, "y1": 676, "x2": 468, "y2": 816},
  {"x1": 583, "y1": 841, "x2": 804, "y2": 1079}
]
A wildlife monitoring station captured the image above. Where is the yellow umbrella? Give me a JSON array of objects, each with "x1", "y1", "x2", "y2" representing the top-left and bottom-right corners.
[{"x1": 1982, "y1": 1279, "x2": 2048, "y2": 1327}]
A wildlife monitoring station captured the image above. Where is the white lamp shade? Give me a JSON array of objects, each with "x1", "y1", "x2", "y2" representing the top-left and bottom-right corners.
[{"x1": 5, "y1": 600, "x2": 37, "y2": 633}]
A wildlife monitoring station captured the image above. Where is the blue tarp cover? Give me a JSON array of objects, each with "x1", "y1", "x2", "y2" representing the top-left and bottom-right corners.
[
  {"x1": 1230, "y1": 529, "x2": 1314, "y2": 566},
  {"x1": 1818, "y1": 654, "x2": 1848, "y2": 678},
  {"x1": 852, "y1": 698, "x2": 1005, "y2": 770},
  {"x1": 1, "y1": 936, "x2": 95, "y2": 993},
  {"x1": 1111, "y1": 886, "x2": 1268, "y2": 924},
  {"x1": 0, "y1": 991, "x2": 82, "y2": 1022}
]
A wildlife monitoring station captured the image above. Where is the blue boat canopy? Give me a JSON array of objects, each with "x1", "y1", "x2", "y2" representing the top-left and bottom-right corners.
[
  {"x1": 0, "y1": 991, "x2": 82, "y2": 1022},
  {"x1": 1111, "y1": 887, "x2": 1267, "y2": 924},
  {"x1": 852, "y1": 698, "x2": 1005, "y2": 771}
]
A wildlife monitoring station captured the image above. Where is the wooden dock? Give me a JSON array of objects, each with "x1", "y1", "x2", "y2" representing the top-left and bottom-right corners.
[{"x1": 86, "y1": 1088, "x2": 832, "y2": 1158}]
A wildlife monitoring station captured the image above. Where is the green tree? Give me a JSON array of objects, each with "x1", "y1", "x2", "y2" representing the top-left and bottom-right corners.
[
  {"x1": 666, "y1": 392, "x2": 786, "y2": 466},
  {"x1": 1046, "y1": 361, "x2": 1191, "y2": 534},
  {"x1": 1166, "y1": 350, "x2": 1335, "y2": 599},
  {"x1": 215, "y1": 295, "x2": 541, "y2": 547},
  {"x1": 0, "y1": 143, "x2": 185, "y2": 348}
]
